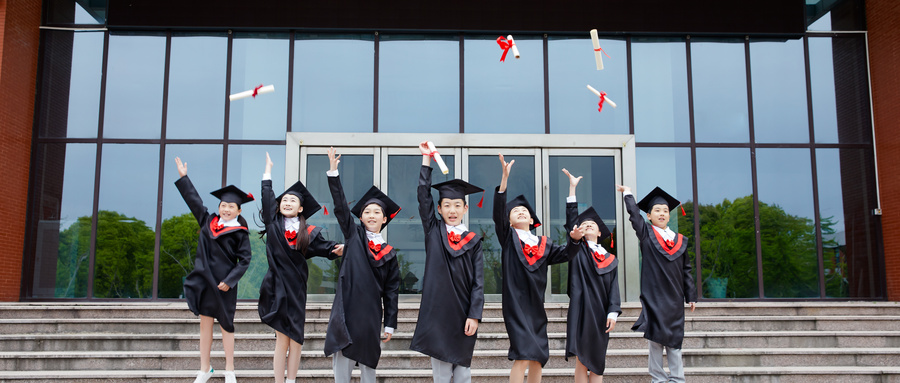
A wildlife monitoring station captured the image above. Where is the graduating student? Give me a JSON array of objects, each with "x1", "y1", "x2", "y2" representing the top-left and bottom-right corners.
[
  {"x1": 257, "y1": 153, "x2": 343, "y2": 383},
  {"x1": 494, "y1": 155, "x2": 578, "y2": 383},
  {"x1": 174, "y1": 157, "x2": 253, "y2": 383},
  {"x1": 410, "y1": 141, "x2": 485, "y2": 383},
  {"x1": 324, "y1": 147, "x2": 401, "y2": 383},
  {"x1": 616, "y1": 184, "x2": 696, "y2": 383},
  {"x1": 562, "y1": 169, "x2": 621, "y2": 383}
]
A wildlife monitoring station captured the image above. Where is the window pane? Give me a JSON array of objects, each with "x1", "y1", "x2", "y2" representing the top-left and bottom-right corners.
[
  {"x1": 103, "y1": 34, "x2": 166, "y2": 139},
  {"x1": 94, "y1": 144, "x2": 159, "y2": 298},
  {"x1": 632, "y1": 38, "x2": 689, "y2": 143},
  {"x1": 548, "y1": 156, "x2": 617, "y2": 295},
  {"x1": 467, "y1": 155, "x2": 535, "y2": 295},
  {"x1": 166, "y1": 34, "x2": 227, "y2": 139},
  {"x1": 464, "y1": 36, "x2": 544, "y2": 134},
  {"x1": 378, "y1": 35, "x2": 459, "y2": 133},
  {"x1": 30, "y1": 143, "x2": 96, "y2": 298},
  {"x1": 757, "y1": 149, "x2": 819, "y2": 298},
  {"x1": 226, "y1": 144, "x2": 286, "y2": 299},
  {"x1": 696, "y1": 148, "x2": 758, "y2": 298},
  {"x1": 229, "y1": 33, "x2": 289, "y2": 140},
  {"x1": 305, "y1": 154, "x2": 377, "y2": 294},
  {"x1": 293, "y1": 35, "x2": 375, "y2": 133},
  {"x1": 387, "y1": 155, "x2": 456, "y2": 294},
  {"x1": 750, "y1": 39, "x2": 810, "y2": 143},
  {"x1": 549, "y1": 37, "x2": 629, "y2": 134},
  {"x1": 158, "y1": 144, "x2": 224, "y2": 299},
  {"x1": 38, "y1": 31, "x2": 103, "y2": 138},
  {"x1": 808, "y1": 36, "x2": 872, "y2": 144},
  {"x1": 691, "y1": 39, "x2": 749, "y2": 143},
  {"x1": 817, "y1": 149, "x2": 882, "y2": 298},
  {"x1": 45, "y1": 0, "x2": 106, "y2": 24}
]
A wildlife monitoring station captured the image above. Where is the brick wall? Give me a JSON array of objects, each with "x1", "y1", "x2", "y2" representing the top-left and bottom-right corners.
[
  {"x1": 868, "y1": 0, "x2": 900, "y2": 301},
  {"x1": 0, "y1": 0, "x2": 42, "y2": 301}
]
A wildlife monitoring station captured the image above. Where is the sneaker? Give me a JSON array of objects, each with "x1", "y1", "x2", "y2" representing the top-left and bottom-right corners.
[
  {"x1": 286, "y1": 380, "x2": 296, "y2": 383},
  {"x1": 224, "y1": 370, "x2": 236, "y2": 383},
  {"x1": 193, "y1": 367, "x2": 213, "y2": 383}
]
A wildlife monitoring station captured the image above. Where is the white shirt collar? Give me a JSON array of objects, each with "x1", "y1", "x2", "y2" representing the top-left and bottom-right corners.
[
  {"x1": 366, "y1": 230, "x2": 385, "y2": 245},
  {"x1": 220, "y1": 217, "x2": 240, "y2": 227},
  {"x1": 652, "y1": 225, "x2": 676, "y2": 241},
  {"x1": 515, "y1": 228, "x2": 540, "y2": 246},
  {"x1": 446, "y1": 223, "x2": 468, "y2": 235},
  {"x1": 284, "y1": 216, "x2": 300, "y2": 232},
  {"x1": 587, "y1": 240, "x2": 608, "y2": 255}
]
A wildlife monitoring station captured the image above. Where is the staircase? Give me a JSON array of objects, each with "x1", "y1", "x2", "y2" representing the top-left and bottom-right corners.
[{"x1": 1, "y1": 301, "x2": 900, "y2": 382}]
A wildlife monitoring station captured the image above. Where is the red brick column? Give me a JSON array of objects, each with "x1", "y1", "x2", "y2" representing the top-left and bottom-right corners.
[
  {"x1": 868, "y1": 0, "x2": 900, "y2": 301},
  {"x1": 0, "y1": 0, "x2": 42, "y2": 301}
]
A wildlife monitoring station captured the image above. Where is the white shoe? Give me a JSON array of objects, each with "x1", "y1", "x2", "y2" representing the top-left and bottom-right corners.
[
  {"x1": 286, "y1": 380, "x2": 296, "y2": 383},
  {"x1": 193, "y1": 367, "x2": 213, "y2": 383},
  {"x1": 224, "y1": 370, "x2": 236, "y2": 383}
]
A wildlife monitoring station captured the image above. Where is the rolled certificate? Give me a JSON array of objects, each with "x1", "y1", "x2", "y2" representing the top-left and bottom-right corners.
[
  {"x1": 589, "y1": 29, "x2": 604, "y2": 70},
  {"x1": 507, "y1": 35, "x2": 520, "y2": 59},
  {"x1": 587, "y1": 85, "x2": 617, "y2": 108},
  {"x1": 229, "y1": 84, "x2": 275, "y2": 101},
  {"x1": 426, "y1": 141, "x2": 450, "y2": 175}
]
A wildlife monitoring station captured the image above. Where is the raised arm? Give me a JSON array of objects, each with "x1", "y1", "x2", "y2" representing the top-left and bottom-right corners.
[
  {"x1": 617, "y1": 184, "x2": 647, "y2": 239},
  {"x1": 326, "y1": 147, "x2": 355, "y2": 238},
  {"x1": 261, "y1": 153, "x2": 278, "y2": 224},
  {"x1": 417, "y1": 160, "x2": 438, "y2": 233},
  {"x1": 493, "y1": 154, "x2": 514, "y2": 239},
  {"x1": 173, "y1": 157, "x2": 208, "y2": 225}
]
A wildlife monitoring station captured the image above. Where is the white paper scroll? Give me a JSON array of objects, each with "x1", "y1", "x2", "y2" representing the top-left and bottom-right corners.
[
  {"x1": 589, "y1": 29, "x2": 604, "y2": 70},
  {"x1": 587, "y1": 85, "x2": 617, "y2": 108},
  {"x1": 507, "y1": 35, "x2": 521, "y2": 59},
  {"x1": 229, "y1": 85, "x2": 275, "y2": 101},
  {"x1": 426, "y1": 141, "x2": 450, "y2": 175}
]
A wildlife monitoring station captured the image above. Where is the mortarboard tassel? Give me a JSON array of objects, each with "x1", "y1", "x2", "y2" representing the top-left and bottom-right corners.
[
  {"x1": 477, "y1": 191, "x2": 485, "y2": 208},
  {"x1": 610, "y1": 236, "x2": 614, "y2": 248},
  {"x1": 323, "y1": 205, "x2": 328, "y2": 215},
  {"x1": 681, "y1": 205, "x2": 686, "y2": 216}
]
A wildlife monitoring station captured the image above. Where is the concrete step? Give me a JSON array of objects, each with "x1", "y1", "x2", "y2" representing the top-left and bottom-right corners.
[
  {"x1": 3, "y1": 347, "x2": 899, "y2": 371},
  {"x1": 1, "y1": 366, "x2": 900, "y2": 383}
]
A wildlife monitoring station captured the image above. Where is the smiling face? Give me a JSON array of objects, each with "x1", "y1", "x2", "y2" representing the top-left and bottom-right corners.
[
  {"x1": 437, "y1": 198, "x2": 468, "y2": 226},
  {"x1": 508, "y1": 205, "x2": 534, "y2": 230},
  {"x1": 647, "y1": 204, "x2": 670, "y2": 229},
  {"x1": 218, "y1": 201, "x2": 241, "y2": 222},
  {"x1": 579, "y1": 219, "x2": 600, "y2": 242},
  {"x1": 279, "y1": 194, "x2": 303, "y2": 218},
  {"x1": 361, "y1": 203, "x2": 387, "y2": 233}
]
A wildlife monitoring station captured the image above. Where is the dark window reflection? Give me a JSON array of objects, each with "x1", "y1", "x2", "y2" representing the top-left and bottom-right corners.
[
  {"x1": 808, "y1": 36, "x2": 872, "y2": 144},
  {"x1": 293, "y1": 35, "x2": 375, "y2": 133},
  {"x1": 94, "y1": 144, "x2": 159, "y2": 298},
  {"x1": 229, "y1": 33, "x2": 289, "y2": 140},
  {"x1": 464, "y1": 35, "x2": 544, "y2": 134},
  {"x1": 549, "y1": 37, "x2": 629, "y2": 134},
  {"x1": 30, "y1": 143, "x2": 96, "y2": 298},
  {"x1": 757, "y1": 149, "x2": 819, "y2": 298},
  {"x1": 166, "y1": 34, "x2": 227, "y2": 139},
  {"x1": 103, "y1": 33, "x2": 166, "y2": 139},
  {"x1": 45, "y1": 0, "x2": 106, "y2": 24},
  {"x1": 632, "y1": 38, "x2": 689, "y2": 143},
  {"x1": 158, "y1": 144, "x2": 224, "y2": 299},
  {"x1": 696, "y1": 148, "x2": 758, "y2": 298},
  {"x1": 378, "y1": 35, "x2": 459, "y2": 133},
  {"x1": 691, "y1": 39, "x2": 749, "y2": 143},
  {"x1": 38, "y1": 31, "x2": 103, "y2": 138},
  {"x1": 750, "y1": 39, "x2": 810, "y2": 143},
  {"x1": 817, "y1": 149, "x2": 882, "y2": 298}
]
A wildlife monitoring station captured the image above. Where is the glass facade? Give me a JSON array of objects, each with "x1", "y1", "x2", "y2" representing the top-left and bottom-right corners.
[{"x1": 24, "y1": 21, "x2": 882, "y2": 300}]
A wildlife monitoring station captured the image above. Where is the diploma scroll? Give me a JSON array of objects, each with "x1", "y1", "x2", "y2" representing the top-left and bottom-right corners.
[
  {"x1": 589, "y1": 29, "x2": 605, "y2": 70},
  {"x1": 426, "y1": 141, "x2": 450, "y2": 175},
  {"x1": 587, "y1": 85, "x2": 617, "y2": 108},
  {"x1": 507, "y1": 35, "x2": 520, "y2": 59},
  {"x1": 229, "y1": 84, "x2": 275, "y2": 101}
]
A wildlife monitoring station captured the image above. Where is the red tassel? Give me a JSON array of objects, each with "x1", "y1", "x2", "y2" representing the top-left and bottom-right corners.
[
  {"x1": 477, "y1": 191, "x2": 484, "y2": 208},
  {"x1": 681, "y1": 205, "x2": 686, "y2": 216},
  {"x1": 610, "y1": 237, "x2": 614, "y2": 248},
  {"x1": 323, "y1": 205, "x2": 329, "y2": 215}
]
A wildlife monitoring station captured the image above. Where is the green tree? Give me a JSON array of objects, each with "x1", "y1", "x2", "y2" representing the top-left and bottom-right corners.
[
  {"x1": 91, "y1": 210, "x2": 155, "y2": 298},
  {"x1": 158, "y1": 213, "x2": 200, "y2": 298},
  {"x1": 56, "y1": 216, "x2": 92, "y2": 297}
]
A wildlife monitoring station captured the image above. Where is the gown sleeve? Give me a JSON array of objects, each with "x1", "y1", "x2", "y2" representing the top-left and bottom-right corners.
[
  {"x1": 493, "y1": 187, "x2": 511, "y2": 241},
  {"x1": 608, "y1": 266, "x2": 623, "y2": 315},
  {"x1": 261, "y1": 179, "x2": 277, "y2": 226},
  {"x1": 327, "y1": 174, "x2": 355, "y2": 239},
  {"x1": 682, "y1": 242, "x2": 697, "y2": 303},
  {"x1": 307, "y1": 230, "x2": 340, "y2": 260},
  {"x1": 418, "y1": 165, "x2": 439, "y2": 234},
  {"x1": 624, "y1": 194, "x2": 648, "y2": 240},
  {"x1": 174, "y1": 175, "x2": 210, "y2": 225},
  {"x1": 565, "y1": 201, "x2": 583, "y2": 259},
  {"x1": 467, "y1": 240, "x2": 485, "y2": 321},
  {"x1": 382, "y1": 257, "x2": 401, "y2": 329},
  {"x1": 221, "y1": 231, "x2": 252, "y2": 288}
]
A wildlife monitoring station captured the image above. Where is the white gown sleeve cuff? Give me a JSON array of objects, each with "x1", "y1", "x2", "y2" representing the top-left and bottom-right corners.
[
  {"x1": 566, "y1": 196, "x2": 576, "y2": 203},
  {"x1": 384, "y1": 326, "x2": 394, "y2": 334},
  {"x1": 607, "y1": 312, "x2": 618, "y2": 321},
  {"x1": 326, "y1": 169, "x2": 339, "y2": 177},
  {"x1": 263, "y1": 173, "x2": 272, "y2": 181},
  {"x1": 623, "y1": 191, "x2": 633, "y2": 197}
]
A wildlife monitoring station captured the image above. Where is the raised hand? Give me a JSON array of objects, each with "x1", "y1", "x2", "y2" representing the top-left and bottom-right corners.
[
  {"x1": 419, "y1": 141, "x2": 432, "y2": 166},
  {"x1": 327, "y1": 147, "x2": 341, "y2": 172},
  {"x1": 562, "y1": 168, "x2": 582, "y2": 197},
  {"x1": 175, "y1": 157, "x2": 188, "y2": 178},
  {"x1": 265, "y1": 152, "x2": 274, "y2": 175},
  {"x1": 616, "y1": 184, "x2": 631, "y2": 194},
  {"x1": 570, "y1": 226, "x2": 585, "y2": 241}
]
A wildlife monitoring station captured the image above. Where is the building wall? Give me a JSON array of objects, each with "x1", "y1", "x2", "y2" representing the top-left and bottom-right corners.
[
  {"x1": 868, "y1": 0, "x2": 900, "y2": 300},
  {"x1": 0, "y1": 0, "x2": 42, "y2": 301}
]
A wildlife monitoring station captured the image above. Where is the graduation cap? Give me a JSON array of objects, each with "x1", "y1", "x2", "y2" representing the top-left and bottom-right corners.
[
  {"x1": 432, "y1": 179, "x2": 485, "y2": 207},
  {"x1": 506, "y1": 194, "x2": 541, "y2": 229},
  {"x1": 637, "y1": 186, "x2": 685, "y2": 216},
  {"x1": 210, "y1": 185, "x2": 254, "y2": 207},
  {"x1": 574, "y1": 207, "x2": 611, "y2": 241},
  {"x1": 351, "y1": 186, "x2": 402, "y2": 229},
  {"x1": 277, "y1": 180, "x2": 321, "y2": 219}
]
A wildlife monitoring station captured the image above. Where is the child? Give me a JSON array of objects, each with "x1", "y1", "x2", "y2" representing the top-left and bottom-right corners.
[
  {"x1": 563, "y1": 169, "x2": 621, "y2": 383},
  {"x1": 257, "y1": 153, "x2": 343, "y2": 383},
  {"x1": 410, "y1": 141, "x2": 485, "y2": 383},
  {"x1": 616, "y1": 184, "x2": 696, "y2": 383},
  {"x1": 323, "y1": 147, "x2": 401, "y2": 383},
  {"x1": 494, "y1": 155, "x2": 578, "y2": 383},
  {"x1": 174, "y1": 157, "x2": 253, "y2": 383}
]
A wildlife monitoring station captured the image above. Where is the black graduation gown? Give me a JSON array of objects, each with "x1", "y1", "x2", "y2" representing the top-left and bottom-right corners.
[
  {"x1": 624, "y1": 194, "x2": 697, "y2": 349},
  {"x1": 175, "y1": 176, "x2": 252, "y2": 333},
  {"x1": 409, "y1": 166, "x2": 485, "y2": 367},
  {"x1": 257, "y1": 179, "x2": 339, "y2": 344},
  {"x1": 493, "y1": 188, "x2": 574, "y2": 366},
  {"x1": 323, "y1": 175, "x2": 401, "y2": 369},
  {"x1": 563, "y1": 202, "x2": 622, "y2": 375}
]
